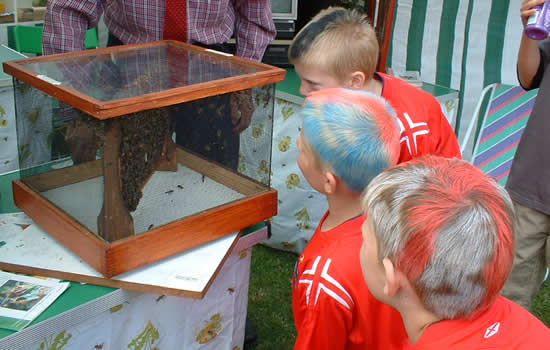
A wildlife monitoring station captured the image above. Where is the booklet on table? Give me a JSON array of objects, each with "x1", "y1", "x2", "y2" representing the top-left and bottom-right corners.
[{"x1": 0, "y1": 271, "x2": 70, "y2": 331}]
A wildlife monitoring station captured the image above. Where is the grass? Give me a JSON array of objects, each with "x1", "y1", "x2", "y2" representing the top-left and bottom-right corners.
[
  {"x1": 533, "y1": 279, "x2": 550, "y2": 325},
  {"x1": 246, "y1": 245, "x2": 550, "y2": 349},
  {"x1": 245, "y1": 245, "x2": 297, "y2": 350}
]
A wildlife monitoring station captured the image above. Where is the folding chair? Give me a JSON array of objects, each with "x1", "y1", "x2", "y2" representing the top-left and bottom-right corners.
[
  {"x1": 13, "y1": 25, "x2": 99, "y2": 55},
  {"x1": 84, "y1": 27, "x2": 99, "y2": 49},
  {"x1": 460, "y1": 83, "x2": 538, "y2": 186},
  {"x1": 13, "y1": 25, "x2": 43, "y2": 55}
]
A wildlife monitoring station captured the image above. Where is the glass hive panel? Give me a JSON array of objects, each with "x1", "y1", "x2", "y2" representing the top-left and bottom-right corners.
[{"x1": 9, "y1": 41, "x2": 280, "y2": 245}]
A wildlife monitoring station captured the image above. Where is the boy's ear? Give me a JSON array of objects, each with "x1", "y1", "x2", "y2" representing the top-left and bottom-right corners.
[
  {"x1": 349, "y1": 71, "x2": 366, "y2": 89},
  {"x1": 323, "y1": 170, "x2": 338, "y2": 195},
  {"x1": 382, "y1": 258, "x2": 400, "y2": 297}
]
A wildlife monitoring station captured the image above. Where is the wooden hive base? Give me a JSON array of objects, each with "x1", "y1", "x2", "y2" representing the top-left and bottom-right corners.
[{"x1": 13, "y1": 148, "x2": 277, "y2": 277}]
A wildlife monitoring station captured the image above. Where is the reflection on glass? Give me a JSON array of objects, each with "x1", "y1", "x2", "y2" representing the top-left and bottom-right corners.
[
  {"x1": 19, "y1": 43, "x2": 260, "y2": 101},
  {"x1": 14, "y1": 78, "x2": 275, "y2": 242}
]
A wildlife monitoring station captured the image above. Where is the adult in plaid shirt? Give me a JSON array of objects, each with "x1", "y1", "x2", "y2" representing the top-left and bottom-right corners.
[
  {"x1": 43, "y1": 0, "x2": 275, "y2": 61},
  {"x1": 42, "y1": 0, "x2": 276, "y2": 170}
]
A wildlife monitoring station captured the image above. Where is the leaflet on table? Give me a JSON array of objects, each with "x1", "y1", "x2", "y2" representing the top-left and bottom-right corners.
[
  {"x1": 0, "y1": 271, "x2": 70, "y2": 331},
  {"x1": 395, "y1": 70, "x2": 423, "y2": 86}
]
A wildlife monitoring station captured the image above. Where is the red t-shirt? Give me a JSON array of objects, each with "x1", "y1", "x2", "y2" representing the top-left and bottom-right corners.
[
  {"x1": 379, "y1": 73, "x2": 462, "y2": 162},
  {"x1": 292, "y1": 212, "x2": 411, "y2": 350},
  {"x1": 414, "y1": 295, "x2": 550, "y2": 349}
]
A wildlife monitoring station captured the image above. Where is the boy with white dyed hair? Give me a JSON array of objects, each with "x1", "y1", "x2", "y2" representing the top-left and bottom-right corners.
[
  {"x1": 289, "y1": 7, "x2": 461, "y2": 163},
  {"x1": 293, "y1": 87, "x2": 410, "y2": 350},
  {"x1": 360, "y1": 156, "x2": 550, "y2": 349}
]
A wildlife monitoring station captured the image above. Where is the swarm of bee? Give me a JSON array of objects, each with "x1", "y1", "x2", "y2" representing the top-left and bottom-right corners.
[
  {"x1": 64, "y1": 72, "x2": 175, "y2": 212},
  {"x1": 64, "y1": 110, "x2": 105, "y2": 164},
  {"x1": 119, "y1": 107, "x2": 173, "y2": 211}
]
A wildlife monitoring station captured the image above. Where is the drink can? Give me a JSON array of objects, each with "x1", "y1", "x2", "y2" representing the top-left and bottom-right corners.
[{"x1": 526, "y1": 2, "x2": 550, "y2": 40}]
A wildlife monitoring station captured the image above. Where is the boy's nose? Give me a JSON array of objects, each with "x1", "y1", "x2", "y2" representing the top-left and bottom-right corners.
[{"x1": 299, "y1": 83, "x2": 311, "y2": 97}]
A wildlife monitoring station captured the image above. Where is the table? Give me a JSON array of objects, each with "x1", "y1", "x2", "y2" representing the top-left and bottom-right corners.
[
  {"x1": 420, "y1": 81, "x2": 460, "y2": 129},
  {"x1": 0, "y1": 210, "x2": 267, "y2": 349},
  {"x1": 275, "y1": 68, "x2": 460, "y2": 126},
  {"x1": 0, "y1": 167, "x2": 268, "y2": 349}
]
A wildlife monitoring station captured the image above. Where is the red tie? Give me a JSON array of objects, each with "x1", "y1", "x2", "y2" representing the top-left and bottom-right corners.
[{"x1": 163, "y1": 0, "x2": 188, "y2": 41}]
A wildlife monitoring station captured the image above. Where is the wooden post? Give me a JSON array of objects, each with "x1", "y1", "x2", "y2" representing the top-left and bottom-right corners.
[
  {"x1": 156, "y1": 134, "x2": 178, "y2": 171},
  {"x1": 98, "y1": 118, "x2": 134, "y2": 241},
  {"x1": 376, "y1": 0, "x2": 397, "y2": 73}
]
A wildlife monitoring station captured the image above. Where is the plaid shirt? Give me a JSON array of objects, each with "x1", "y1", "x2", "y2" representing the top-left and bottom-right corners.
[{"x1": 43, "y1": 0, "x2": 276, "y2": 61}]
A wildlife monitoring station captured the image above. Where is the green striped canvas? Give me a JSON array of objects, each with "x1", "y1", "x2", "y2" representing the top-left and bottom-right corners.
[{"x1": 387, "y1": 0, "x2": 524, "y2": 149}]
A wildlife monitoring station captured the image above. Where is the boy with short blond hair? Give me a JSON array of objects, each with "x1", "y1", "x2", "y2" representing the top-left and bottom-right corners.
[
  {"x1": 289, "y1": 7, "x2": 461, "y2": 163},
  {"x1": 360, "y1": 156, "x2": 550, "y2": 348},
  {"x1": 293, "y1": 87, "x2": 410, "y2": 350}
]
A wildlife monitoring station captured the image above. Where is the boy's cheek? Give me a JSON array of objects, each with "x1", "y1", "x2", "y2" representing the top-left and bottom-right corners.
[{"x1": 359, "y1": 245, "x2": 367, "y2": 273}]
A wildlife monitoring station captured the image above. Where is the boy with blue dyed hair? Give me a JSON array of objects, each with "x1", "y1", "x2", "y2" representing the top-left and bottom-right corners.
[{"x1": 293, "y1": 88, "x2": 410, "y2": 350}]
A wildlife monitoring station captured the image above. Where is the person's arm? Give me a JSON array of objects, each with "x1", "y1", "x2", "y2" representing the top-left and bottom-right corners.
[
  {"x1": 43, "y1": 0, "x2": 105, "y2": 55},
  {"x1": 518, "y1": 0, "x2": 546, "y2": 88},
  {"x1": 229, "y1": 1, "x2": 276, "y2": 133},
  {"x1": 232, "y1": 0, "x2": 276, "y2": 62}
]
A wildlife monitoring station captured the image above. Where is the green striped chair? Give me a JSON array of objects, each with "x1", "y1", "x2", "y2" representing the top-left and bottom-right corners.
[
  {"x1": 466, "y1": 84, "x2": 548, "y2": 283},
  {"x1": 461, "y1": 83, "x2": 538, "y2": 186},
  {"x1": 387, "y1": 0, "x2": 524, "y2": 143}
]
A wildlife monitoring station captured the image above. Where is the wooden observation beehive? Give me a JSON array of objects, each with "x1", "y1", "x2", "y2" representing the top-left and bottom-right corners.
[{"x1": 3, "y1": 41, "x2": 285, "y2": 277}]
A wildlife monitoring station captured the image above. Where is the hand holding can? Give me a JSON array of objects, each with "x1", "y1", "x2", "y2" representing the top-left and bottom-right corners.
[{"x1": 526, "y1": 1, "x2": 550, "y2": 40}]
